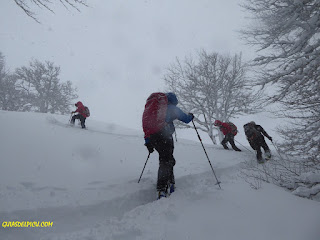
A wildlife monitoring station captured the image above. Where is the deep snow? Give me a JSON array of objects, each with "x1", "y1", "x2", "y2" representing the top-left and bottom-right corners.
[{"x1": 0, "y1": 111, "x2": 319, "y2": 240}]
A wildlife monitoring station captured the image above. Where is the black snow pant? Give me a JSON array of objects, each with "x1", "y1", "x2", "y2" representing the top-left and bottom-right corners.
[
  {"x1": 71, "y1": 114, "x2": 86, "y2": 128},
  {"x1": 221, "y1": 133, "x2": 241, "y2": 151},
  {"x1": 149, "y1": 131, "x2": 175, "y2": 192},
  {"x1": 248, "y1": 136, "x2": 270, "y2": 160}
]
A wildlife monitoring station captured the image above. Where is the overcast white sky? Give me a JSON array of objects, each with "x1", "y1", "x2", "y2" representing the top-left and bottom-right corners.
[{"x1": 1, "y1": 0, "x2": 278, "y2": 144}]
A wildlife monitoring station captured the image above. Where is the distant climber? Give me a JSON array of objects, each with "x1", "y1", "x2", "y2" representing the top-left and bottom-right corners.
[
  {"x1": 214, "y1": 120, "x2": 241, "y2": 152},
  {"x1": 71, "y1": 101, "x2": 89, "y2": 129}
]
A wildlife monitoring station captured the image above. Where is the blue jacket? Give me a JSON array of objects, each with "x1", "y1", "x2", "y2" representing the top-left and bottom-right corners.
[{"x1": 162, "y1": 92, "x2": 193, "y2": 136}]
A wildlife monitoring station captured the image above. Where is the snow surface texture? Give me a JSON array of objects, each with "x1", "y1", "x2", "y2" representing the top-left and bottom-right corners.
[{"x1": 0, "y1": 111, "x2": 319, "y2": 240}]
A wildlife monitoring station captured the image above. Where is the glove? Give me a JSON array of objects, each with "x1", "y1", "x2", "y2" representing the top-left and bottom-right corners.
[
  {"x1": 268, "y1": 136, "x2": 273, "y2": 142},
  {"x1": 145, "y1": 142, "x2": 154, "y2": 153},
  {"x1": 189, "y1": 113, "x2": 194, "y2": 120},
  {"x1": 71, "y1": 111, "x2": 75, "y2": 114}
]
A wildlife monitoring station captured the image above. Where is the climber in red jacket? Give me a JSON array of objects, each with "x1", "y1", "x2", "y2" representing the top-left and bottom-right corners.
[
  {"x1": 71, "y1": 101, "x2": 87, "y2": 129},
  {"x1": 214, "y1": 120, "x2": 241, "y2": 152}
]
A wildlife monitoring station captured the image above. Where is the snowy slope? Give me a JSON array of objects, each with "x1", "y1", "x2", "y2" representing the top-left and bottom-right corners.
[{"x1": 0, "y1": 111, "x2": 319, "y2": 240}]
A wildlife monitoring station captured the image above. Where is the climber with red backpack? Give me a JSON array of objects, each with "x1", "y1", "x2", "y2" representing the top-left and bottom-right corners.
[
  {"x1": 71, "y1": 101, "x2": 90, "y2": 129},
  {"x1": 142, "y1": 92, "x2": 194, "y2": 199},
  {"x1": 214, "y1": 120, "x2": 241, "y2": 152}
]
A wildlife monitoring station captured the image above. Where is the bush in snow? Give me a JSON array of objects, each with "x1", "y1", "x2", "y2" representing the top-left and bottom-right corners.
[{"x1": 240, "y1": 147, "x2": 320, "y2": 201}]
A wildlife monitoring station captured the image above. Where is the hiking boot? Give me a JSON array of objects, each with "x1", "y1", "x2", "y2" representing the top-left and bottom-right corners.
[
  {"x1": 157, "y1": 191, "x2": 167, "y2": 200},
  {"x1": 265, "y1": 151, "x2": 271, "y2": 160},
  {"x1": 222, "y1": 143, "x2": 229, "y2": 150},
  {"x1": 257, "y1": 157, "x2": 264, "y2": 164}
]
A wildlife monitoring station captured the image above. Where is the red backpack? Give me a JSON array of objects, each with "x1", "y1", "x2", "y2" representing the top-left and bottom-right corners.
[{"x1": 142, "y1": 92, "x2": 168, "y2": 138}]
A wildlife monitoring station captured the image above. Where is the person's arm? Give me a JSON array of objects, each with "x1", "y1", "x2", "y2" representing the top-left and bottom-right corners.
[
  {"x1": 257, "y1": 125, "x2": 272, "y2": 141},
  {"x1": 144, "y1": 137, "x2": 154, "y2": 153},
  {"x1": 174, "y1": 107, "x2": 193, "y2": 123},
  {"x1": 71, "y1": 107, "x2": 79, "y2": 114}
]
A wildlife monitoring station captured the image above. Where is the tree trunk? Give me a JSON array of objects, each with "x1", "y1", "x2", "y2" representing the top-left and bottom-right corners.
[{"x1": 208, "y1": 130, "x2": 217, "y2": 145}]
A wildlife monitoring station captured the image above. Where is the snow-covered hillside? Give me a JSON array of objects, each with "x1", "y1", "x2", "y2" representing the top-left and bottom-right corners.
[{"x1": 0, "y1": 111, "x2": 319, "y2": 240}]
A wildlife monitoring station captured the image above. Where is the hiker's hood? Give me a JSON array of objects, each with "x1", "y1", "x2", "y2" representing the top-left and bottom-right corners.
[
  {"x1": 75, "y1": 101, "x2": 84, "y2": 107},
  {"x1": 166, "y1": 92, "x2": 178, "y2": 106}
]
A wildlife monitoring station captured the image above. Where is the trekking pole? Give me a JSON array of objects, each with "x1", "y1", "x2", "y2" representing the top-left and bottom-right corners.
[
  {"x1": 271, "y1": 141, "x2": 285, "y2": 161},
  {"x1": 69, "y1": 113, "x2": 73, "y2": 123},
  {"x1": 192, "y1": 119, "x2": 221, "y2": 189},
  {"x1": 174, "y1": 130, "x2": 178, "y2": 142},
  {"x1": 234, "y1": 139, "x2": 255, "y2": 154},
  {"x1": 138, "y1": 152, "x2": 151, "y2": 183}
]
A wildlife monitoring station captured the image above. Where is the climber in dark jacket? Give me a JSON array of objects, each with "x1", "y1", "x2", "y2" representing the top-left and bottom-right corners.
[{"x1": 243, "y1": 121, "x2": 273, "y2": 162}]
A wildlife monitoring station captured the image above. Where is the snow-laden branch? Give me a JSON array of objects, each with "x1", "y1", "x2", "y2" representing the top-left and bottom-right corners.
[{"x1": 164, "y1": 50, "x2": 262, "y2": 145}]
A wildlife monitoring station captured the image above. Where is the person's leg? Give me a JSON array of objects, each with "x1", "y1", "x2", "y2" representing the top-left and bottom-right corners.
[
  {"x1": 79, "y1": 115, "x2": 86, "y2": 128},
  {"x1": 221, "y1": 136, "x2": 229, "y2": 149},
  {"x1": 249, "y1": 139, "x2": 263, "y2": 162},
  {"x1": 256, "y1": 146, "x2": 263, "y2": 163},
  {"x1": 227, "y1": 134, "x2": 241, "y2": 151},
  {"x1": 71, "y1": 114, "x2": 80, "y2": 124},
  {"x1": 150, "y1": 132, "x2": 175, "y2": 192},
  {"x1": 261, "y1": 138, "x2": 271, "y2": 158},
  {"x1": 248, "y1": 140, "x2": 256, "y2": 151},
  {"x1": 157, "y1": 138, "x2": 175, "y2": 191}
]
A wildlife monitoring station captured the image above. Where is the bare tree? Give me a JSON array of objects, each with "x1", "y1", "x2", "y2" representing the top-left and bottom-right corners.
[
  {"x1": 241, "y1": 0, "x2": 320, "y2": 168},
  {"x1": 0, "y1": 52, "x2": 23, "y2": 111},
  {"x1": 0, "y1": 52, "x2": 6, "y2": 88},
  {"x1": 51, "y1": 80, "x2": 78, "y2": 114},
  {"x1": 13, "y1": 0, "x2": 88, "y2": 22},
  {"x1": 164, "y1": 50, "x2": 260, "y2": 144},
  {"x1": 15, "y1": 59, "x2": 78, "y2": 114}
]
